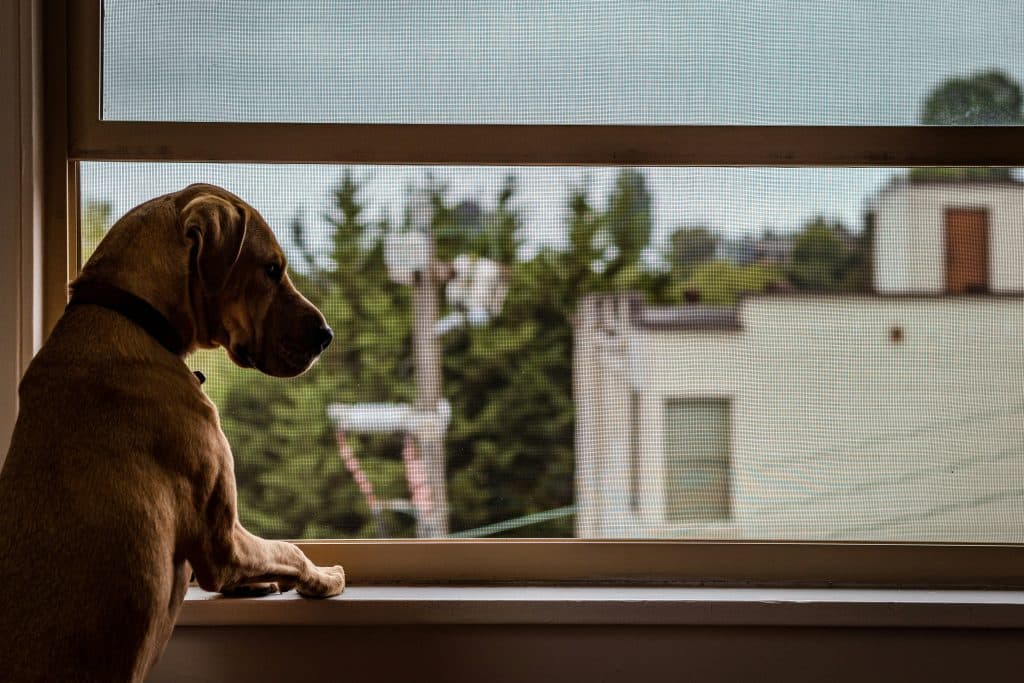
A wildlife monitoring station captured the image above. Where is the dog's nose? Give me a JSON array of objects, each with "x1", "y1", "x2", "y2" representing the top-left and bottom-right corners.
[{"x1": 317, "y1": 324, "x2": 334, "y2": 352}]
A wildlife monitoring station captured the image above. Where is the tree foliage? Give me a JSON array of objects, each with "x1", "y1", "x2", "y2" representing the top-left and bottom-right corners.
[
  {"x1": 671, "y1": 261, "x2": 782, "y2": 307},
  {"x1": 785, "y1": 217, "x2": 867, "y2": 293},
  {"x1": 81, "y1": 200, "x2": 113, "y2": 258},
  {"x1": 214, "y1": 169, "x2": 665, "y2": 538},
  {"x1": 920, "y1": 69, "x2": 1023, "y2": 126},
  {"x1": 669, "y1": 227, "x2": 719, "y2": 270}
]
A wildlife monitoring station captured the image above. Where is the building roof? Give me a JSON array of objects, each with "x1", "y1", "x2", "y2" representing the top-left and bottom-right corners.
[
  {"x1": 577, "y1": 293, "x2": 742, "y2": 332},
  {"x1": 625, "y1": 295, "x2": 741, "y2": 331},
  {"x1": 872, "y1": 176, "x2": 1024, "y2": 198},
  {"x1": 581, "y1": 291, "x2": 1024, "y2": 336}
]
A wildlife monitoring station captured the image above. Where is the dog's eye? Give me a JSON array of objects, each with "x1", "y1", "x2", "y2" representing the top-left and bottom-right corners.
[{"x1": 265, "y1": 263, "x2": 283, "y2": 281}]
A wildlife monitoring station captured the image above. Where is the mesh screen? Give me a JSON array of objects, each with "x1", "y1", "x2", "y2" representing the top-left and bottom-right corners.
[
  {"x1": 80, "y1": 162, "x2": 1024, "y2": 541},
  {"x1": 103, "y1": 0, "x2": 1024, "y2": 124}
]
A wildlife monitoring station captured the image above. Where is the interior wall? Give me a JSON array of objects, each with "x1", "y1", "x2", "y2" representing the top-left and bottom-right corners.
[
  {"x1": 150, "y1": 625, "x2": 1021, "y2": 683},
  {"x1": 0, "y1": 0, "x2": 44, "y2": 468},
  {"x1": 0, "y1": 0, "x2": 45, "y2": 468}
]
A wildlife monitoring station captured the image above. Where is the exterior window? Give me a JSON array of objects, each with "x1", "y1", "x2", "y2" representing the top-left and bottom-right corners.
[
  {"x1": 47, "y1": 0, "x2": 1024, "y2": 584},
  {"x1": 663, "y1": 398, "x2": 731, "y2": 524}
]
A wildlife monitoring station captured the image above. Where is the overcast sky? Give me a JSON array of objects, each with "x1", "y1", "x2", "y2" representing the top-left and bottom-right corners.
[{"x1": 84, "y1": 1, "x2": 1024, "y2": 259}]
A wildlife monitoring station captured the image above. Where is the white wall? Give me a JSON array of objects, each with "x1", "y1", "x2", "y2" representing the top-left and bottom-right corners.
[
  {"x1": 579, "y1": 294, "x2": 1024, "y2": 542},
  {"x1": 736, "y1": 296, "x2": 1024, "y2": 541},
  {"x1": 630, "y1": 328, "x2": 745, "y2": 538},
  {"x1": 873, "y1": 183, "x2": 1024, "y2": 294},
  {"x1": 576, "y1": 296, "x2": 746, "y2": 539}
]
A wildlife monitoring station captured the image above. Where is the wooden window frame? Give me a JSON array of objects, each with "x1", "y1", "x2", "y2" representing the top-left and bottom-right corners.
[{"x1": 38, "y1": 0, "x2": 1024, "y2": 587}]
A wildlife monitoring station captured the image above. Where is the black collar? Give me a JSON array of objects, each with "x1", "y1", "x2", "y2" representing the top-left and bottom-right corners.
[{"x1": 66, "y1": 281, "x2": 205, "y2": 385}]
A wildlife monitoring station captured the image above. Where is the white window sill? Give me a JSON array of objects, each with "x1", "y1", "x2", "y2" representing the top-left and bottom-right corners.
[{"x1": 179, "y1": 585, "x2": 1024, "y2": 628}]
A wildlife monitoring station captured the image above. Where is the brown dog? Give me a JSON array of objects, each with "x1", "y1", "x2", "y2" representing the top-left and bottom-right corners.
[{"x1": 0, "y1": 184, "x2": 345, "y2": 682}]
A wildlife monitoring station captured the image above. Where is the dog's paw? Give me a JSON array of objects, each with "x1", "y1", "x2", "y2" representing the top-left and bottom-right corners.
[
  {"x1": 296, "y1": 565, "x2": 346, "y2": 599},
  {"x1": 220, "y1": 582, "x2": 281, "y2": 598}
]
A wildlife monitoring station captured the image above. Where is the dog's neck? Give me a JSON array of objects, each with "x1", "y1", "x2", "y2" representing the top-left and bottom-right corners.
[
  {"x1": 66, "y1": 280, "x2": 207, "y2": 385},
  {"x1": 66, "y1": 281, "x2": 188, "y2": 357}
]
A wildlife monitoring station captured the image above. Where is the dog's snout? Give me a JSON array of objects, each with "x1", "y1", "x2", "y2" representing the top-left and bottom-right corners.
[{"x1": 316, "y1": 324, "x2": 334, "y2": 352}]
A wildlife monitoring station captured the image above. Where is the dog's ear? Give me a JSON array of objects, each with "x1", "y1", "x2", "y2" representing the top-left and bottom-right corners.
[{"x1": 181, "y1": 195, "x2": 248, "y2": 293}]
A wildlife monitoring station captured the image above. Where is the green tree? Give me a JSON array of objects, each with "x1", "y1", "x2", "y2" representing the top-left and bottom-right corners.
[
  {"x1": 669, "y1": 226, "x2": 719, "y2": 271},
  {"x1": 445, "y1": 170, "x2": 660, "y2": 536},
  {"x1": 80, "y1": 200, "x2": 113, "y2": 258},
  {"x1": 602, "y1": 168, "x2": 652, "y2": 272},
  {"x1": 921, "y1": 70, "x2": 1023, "y2": 126},
  {"x1": 486, "y1": 176, "x2": 521, "y2": 264},
  {"x1": 671, "y1": 261, "x2": 782, "y2": 307},
  {"x1": 221, "y1": 171, "x2": 416, "y2": 539},
  {"x1": 785, "y1": 217, "x2": 867, "y2": 293}
]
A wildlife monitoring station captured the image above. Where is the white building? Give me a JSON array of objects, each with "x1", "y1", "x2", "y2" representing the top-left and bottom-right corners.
[
  {"x1": 576, "y1": 181, "x2": 1024, "y2": 542},
  {"x1": 872, "y1": 179, "x2": 1024, "y2": 294}
]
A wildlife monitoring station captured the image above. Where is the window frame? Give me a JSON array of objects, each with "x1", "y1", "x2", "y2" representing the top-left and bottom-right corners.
[{"x1": 40, "y1": 0, "x2": 1024, "y2": 587}]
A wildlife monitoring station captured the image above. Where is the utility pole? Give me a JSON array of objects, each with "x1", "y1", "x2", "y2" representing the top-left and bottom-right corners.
[
  {"x1": 411, "y1": 195, "x2": 448, "y2": 538},
  {"x1": 354, "y1": 190, "x2": 506, "y2": 539},
  {"x1": 412, "y1": 266, "x2": 447, "y2": 537}
]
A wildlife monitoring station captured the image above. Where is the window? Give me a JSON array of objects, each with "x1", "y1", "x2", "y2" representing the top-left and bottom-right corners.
[
  {"x1": 663, "y1": 398, "x2": 731, "y2": 526},
  {"x1": 50, "y1": 0, "x2": 1024, "y2": 585}
]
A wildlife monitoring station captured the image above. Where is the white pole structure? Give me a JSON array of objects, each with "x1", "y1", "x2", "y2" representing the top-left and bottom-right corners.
[
  {"x1": 327, "y1": 402, "x2": 450, "y2": 536},
  {"x1": 408, "y1": 193, "x2": 448, "y2": 538},
  {"x1": 333, "y1": 431, "x2": 387, "y2": 537}
]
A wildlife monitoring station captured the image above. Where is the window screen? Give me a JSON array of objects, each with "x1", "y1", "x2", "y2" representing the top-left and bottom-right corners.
[
  {"x1": 79, "y1": 163, "x2": 1024, "y2": 542},
  {"x1": 102, "y1": 0, "x2": 1024, "y2": 125}
]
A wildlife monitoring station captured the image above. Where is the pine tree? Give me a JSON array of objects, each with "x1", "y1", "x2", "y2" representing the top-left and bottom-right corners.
[
  {"x1": 223, "y1": 171, "x2": 415, "y2": 538},
  {"x1": 217, "y1": 168, "x2": 662, "y2": 538}
]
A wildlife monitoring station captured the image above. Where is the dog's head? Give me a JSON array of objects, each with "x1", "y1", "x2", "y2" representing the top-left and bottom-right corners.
[{"x1": 177, "y1": 184, "x2": 333, "y2": 377}]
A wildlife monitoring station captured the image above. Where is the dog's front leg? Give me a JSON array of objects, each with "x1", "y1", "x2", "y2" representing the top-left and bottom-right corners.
[{"x1": 190, "y1": 522, "x2": 345, "y2": 598}]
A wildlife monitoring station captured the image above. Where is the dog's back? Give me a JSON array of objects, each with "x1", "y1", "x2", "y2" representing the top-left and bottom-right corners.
[{"x1": 0, "y1": 308, "x2": 197, "y2": 682}]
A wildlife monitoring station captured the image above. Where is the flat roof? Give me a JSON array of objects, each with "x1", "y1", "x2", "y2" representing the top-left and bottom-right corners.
[{"x1": 586, "y1": 291, "x2": 1024, "y2": 333}]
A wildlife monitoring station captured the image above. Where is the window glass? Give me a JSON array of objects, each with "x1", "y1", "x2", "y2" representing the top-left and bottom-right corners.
[
  {"x1": 80, "y1": 162, "x2": 1024, "y2": 543},
  {"x1": 103, "y1": 0, "x2": 1024, "y2": 125}
]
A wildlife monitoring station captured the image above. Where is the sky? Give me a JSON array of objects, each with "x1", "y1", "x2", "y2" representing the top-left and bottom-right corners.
[
  {"x1": 81, "y1": 164, "x2": 898, "y2": 261},
  {"x1": 83, "y1": 1, "x2": 1024, "y2": 260},
  {"x1": 102, "y1": 0, "x2": 1024, "y2": 126}
]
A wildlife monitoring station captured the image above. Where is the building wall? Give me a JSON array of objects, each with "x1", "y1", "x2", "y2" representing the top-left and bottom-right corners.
[
  {"x1": 630, "y1": 326, "x2": 745, "y2": 538},
  {"x1": 576, "y1": 295, "x2": 746, "y2": 539},
  {"x1": 873, "y1": 183, "x2": 1024, "y2": 294},
  {"x1": 577, "y1": 294, "x2": 1024, "y2": 542},
  {"x1": 737, "y1": 296, "x2": 1024, "y2": 541}
]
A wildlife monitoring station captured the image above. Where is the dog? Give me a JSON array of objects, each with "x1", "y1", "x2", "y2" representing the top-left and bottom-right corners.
[{"x1": 0, "y1": 184, "x2": 346, "y2": 682}]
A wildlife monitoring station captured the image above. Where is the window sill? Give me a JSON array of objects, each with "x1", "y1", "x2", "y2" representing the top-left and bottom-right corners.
[{"x1": 179, "y1": 585, "x2": 1024, "y2": 629}]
